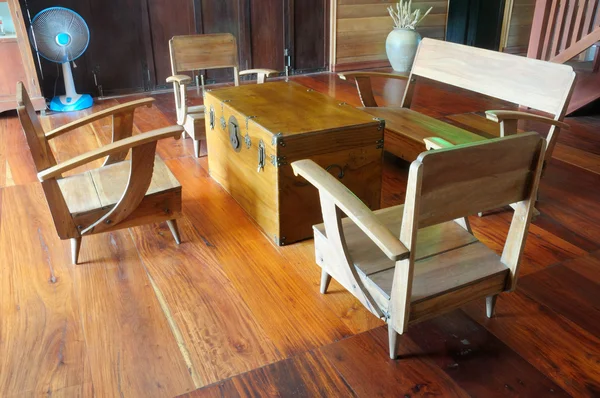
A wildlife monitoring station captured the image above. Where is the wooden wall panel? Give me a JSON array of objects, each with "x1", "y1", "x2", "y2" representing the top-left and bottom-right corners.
[
  {"x1": 292, "y1": 0, "x2": 328, "y2": 71},
  {"x1": 502, "y1": 0, "x2": 535, "y2": 54},
  {"x1": 147, "y1": 0, "x2": 195, "y2": 87},
  {"x1": 198, "y1": 0, "x2": 242, "y2": 82},
  {"x1": 250, "y1": 0, "x2": 285, "y2": 71},
  {"x1": 333, "y1": 0, "x2": 448, "y2": 70}
]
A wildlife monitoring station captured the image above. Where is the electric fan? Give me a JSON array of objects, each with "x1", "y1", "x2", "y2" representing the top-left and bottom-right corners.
[{"x1": 31, "y1": 7, "x2": 92, "y2": 112}]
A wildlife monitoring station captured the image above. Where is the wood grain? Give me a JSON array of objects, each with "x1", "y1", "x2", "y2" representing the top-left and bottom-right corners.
[
  {"x1": 3, "y1": 69, "x2": 600, "y2": 397},
  {"x1": 321, "y1": 326, "x2": 469, "y2": 397},
  {"x1": 333, "y1": 0, "x2": 448, "y2": 68},
  {"x1": 166, "y1": 157, "x2": 355, "y2": 356},
  {"x1": 74, "y1": 230, "x2": 195, "y2": 397},
  {"x1": 181, "y1": 350, "x2": 354, "y2": 398},
  {"x1": 0, "y1": 184, "x2": 90, "y2": 396},
  {"x1": 129, "y1": 217, "x2": 282, "y2": 387},
  {"x1": 408, "y1": 311, "x2": 569, "y2": 396},
  {"x1": 463, "y1": 291, "x2": 600, "y2": 397},
  {"x1": 519, "y1": 260, "x2": 600, "y2": 337}
]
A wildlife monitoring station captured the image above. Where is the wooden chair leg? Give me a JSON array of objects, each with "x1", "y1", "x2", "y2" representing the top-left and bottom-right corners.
[
  {"x1": 388, "y1": 322, "x2": 400, "y2": 359},
  {"x1": 320, "y1": 269, "x2": 332, "y2": 294},
  {"x1": 193, "y1": 140, "x2": 201, "y2": 158},
  {"x1": 486, "y1": 294, "x2": 498, "y2": 318},
  {"x1": 71, "y1": 237, "x2": 82, "y2": 265},
  {"x1": 166, "y1": 219, "x2": 181, "y2": 244}
]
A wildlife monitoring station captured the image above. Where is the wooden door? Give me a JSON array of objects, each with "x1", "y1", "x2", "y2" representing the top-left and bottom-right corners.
[
  {"x1": 145, "y1": 0, "x2": 195, "y2": 89},
  {"x1": 249, "y1": 0, "x2": 285, "y2": 72},
  {"x1": 285, "y1": 0, "x2": 328, "y2": 74},
  {"x1": 86, "y1": 0, "x2": 149, "y2": 95}
]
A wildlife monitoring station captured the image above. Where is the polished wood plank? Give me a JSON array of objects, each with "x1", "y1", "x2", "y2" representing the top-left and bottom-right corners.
[
  {"x1": 519, "y1": 258, "x2": 600, "y2": 337},
  {"x1": 181, "y1": 350, "x2": 355, "y2": 398},
  {"x1": 321, "y1": 327, "x2": 469, "y2": 397},
  {"x1": 0, "y1": 116, "x2": 37, "y2": 188},
  {"x1": 2, "y1": 70, "x2": 600, "y2": 397},
  {"x1": 0, "y1": 184, "x2": 90, "y2": 396},
  {"x1": 129, "y1": 218, "x2": 283, "y2": 387},
  {"x1": 463, "y1": 291, "x2": 600, "y2": 397},
  {"x1": 469, "y1": 211, "x2": 588, "y2": 276},
  {"x1": 279, "y1": 239, "x2": 386, "y2": 335},
  {"x1": 166, "y1": 157, "x2": 355, "y2": 356},
  {"x1": 75, "y1": 229, "x2": 195, "y2": 397},
  {"x1": 408, "y1": 311, "x2": 569, "y2": 397}
]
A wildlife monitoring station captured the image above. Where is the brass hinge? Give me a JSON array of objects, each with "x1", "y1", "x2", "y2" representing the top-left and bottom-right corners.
[
  {"x1": 270, "y1": 155, "x2": 287, "y2": 167},
  {"x1": 274, "y1": 235, "x2": 287, "y2": 246},
  {"x1": 271, "y1": 132, "x2": 286, "y2": 147},
  {"x1": 376, "y1": 139, "x2": 384, "y2": 149},
  {"x1": 373, "y1": 117, "x2": 386, "y2": 131}
]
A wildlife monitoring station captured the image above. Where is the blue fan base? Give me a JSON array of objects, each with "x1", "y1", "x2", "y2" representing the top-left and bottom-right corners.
[{"x1": 49, "y1": 94, "x2": 93, "y2": 112}]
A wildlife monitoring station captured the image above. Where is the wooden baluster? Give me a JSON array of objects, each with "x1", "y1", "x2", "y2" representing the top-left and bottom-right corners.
[
  {"x1": 551, "y1": 0, "x2": 569, "y2": 58},
  {"x1": 528, "y1": 0, "x2": 555, "y2": 59},
  {"x1": 570, "y1": 0, "x2": 588, "y2": 46},
  {"x1": 561, "y1": 0, "x2": 579, "y2": 52},
  {"x1": 542, "y1": 0, "x2": 561, "y2": 59},
  {"x1": 582, "y1": 0, "x2": 598, "y2": 35}
]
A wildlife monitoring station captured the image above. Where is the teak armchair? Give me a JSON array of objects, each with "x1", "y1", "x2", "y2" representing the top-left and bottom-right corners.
[
  {"x1": 292, "y1": 132, "x2": 545, "y2": 359},
  {"x1": 168, "y1": 33, "x2": 278, "y2": 157},
  {"x1": 339, "y1": 38, "x2": 575, "y2": 169},
  {"x1": 16, "y1": 82, "x2": 184, "y2": 264}
]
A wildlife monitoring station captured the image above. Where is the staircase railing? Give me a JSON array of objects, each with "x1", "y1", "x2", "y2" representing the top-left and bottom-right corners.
[{"x1": 528, "y1": 0, "x2": 600, "y2": 65}]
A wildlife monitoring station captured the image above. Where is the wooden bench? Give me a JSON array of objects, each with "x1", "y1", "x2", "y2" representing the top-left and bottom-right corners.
[{"x1": 339, "y1": 38, "x2": 577, "y2": 167}]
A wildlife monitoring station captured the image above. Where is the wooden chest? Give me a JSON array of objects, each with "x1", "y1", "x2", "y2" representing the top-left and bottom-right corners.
[{"x1": 205, "y1": 81, "x2": 383, "y2": 245}]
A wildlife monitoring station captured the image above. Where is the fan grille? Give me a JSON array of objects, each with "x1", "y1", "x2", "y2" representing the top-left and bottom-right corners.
[{"x1": 32, "y1": 7, "x2": 89, "y2": 63}]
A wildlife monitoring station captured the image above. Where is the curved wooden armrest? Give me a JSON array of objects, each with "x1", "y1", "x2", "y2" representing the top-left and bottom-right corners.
[
  {"x1": 45, "y1": 98, "x2": 154, "y2": 140},
  {"x1": 166, "y1": 75, "x2": 193, "y2": 85},
  {"x1": 337, "y1": 72, "x2": 408, "y2": 108},
  {"x1": 239, "y1": 68, "x2": 278, "y2": 77},
  {"x1": 38, "y1": 126, "x2": 183, "y2": 181},
  {"x1": 424, "y1": 137, "x2": 455, "y2": 150},
  {"x1": 485, "y1": 110, "x2": 570, "y2": 130},
  {"x1": 337, "y1": 72, "x2": 409, "y2": 81},
  {"x1": 239, "y1": 68, "x2": 279, "y2": 84},
  {"x1": 292, "y1": 159, "x2": 409, "y2": 261}
]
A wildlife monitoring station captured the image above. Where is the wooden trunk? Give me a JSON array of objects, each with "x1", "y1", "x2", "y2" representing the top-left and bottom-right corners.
[{"x1": 205, "y1": 81, "x2": 383, "y2": 245}]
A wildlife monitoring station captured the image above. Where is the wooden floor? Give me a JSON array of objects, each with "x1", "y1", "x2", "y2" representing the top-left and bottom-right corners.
[{"x1": 1, "y1": 72, "x2": 599, "y2": 397}]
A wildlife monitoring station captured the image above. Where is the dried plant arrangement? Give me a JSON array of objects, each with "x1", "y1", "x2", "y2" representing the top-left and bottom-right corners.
[{"x1": 388, "y1": 0, "x2": 433, "y2": 30}]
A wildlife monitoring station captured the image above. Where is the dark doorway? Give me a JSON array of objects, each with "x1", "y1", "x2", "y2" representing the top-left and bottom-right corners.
[{"x1": 446, "y1": 0, "x2": 506, "y2": 50}]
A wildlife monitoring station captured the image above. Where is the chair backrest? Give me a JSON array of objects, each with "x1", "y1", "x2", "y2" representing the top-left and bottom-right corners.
[
  {"x1": 16, "y1": 81, "x2": 78, "y2": 239},
  {"x1": 169, "y1": 33, "x2": 239, "y2": 75},
  {"x1": 15, "y1": 81, "x2": 57, "y2": 172},
  {"x1": 403, "y1": 132, "x2": 545, "y2": 231},
  {"x1": 405, "y1": 38, "x2": 576, "y2": 118}
]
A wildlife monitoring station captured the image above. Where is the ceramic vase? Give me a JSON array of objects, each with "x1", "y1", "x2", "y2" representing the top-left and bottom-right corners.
[{"x1": 385, "y1": 28, "x2": 421, "y2": 72}]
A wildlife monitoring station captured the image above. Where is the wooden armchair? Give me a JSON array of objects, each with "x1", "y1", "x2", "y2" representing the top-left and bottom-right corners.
[
  {"x1": 16, "y1": 82, "x2": 184, "y2": 264},
  {"x1": 339, "y1": 38, "x2": 575, "y2": 169},
  {"x1": 168, "y1": 33, "x2": 278, "y2": 157},
  {"x1": 292, "y1": 132, "x2": 545, "y2": 359}
]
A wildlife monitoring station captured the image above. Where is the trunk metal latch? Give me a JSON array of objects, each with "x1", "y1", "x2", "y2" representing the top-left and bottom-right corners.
[
  {"x1": 257, "y1": 139, "x2": 265, "y2": 172},
  {"x1": 228, "y1": 116, "x2": 241, "y2": 152}
]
